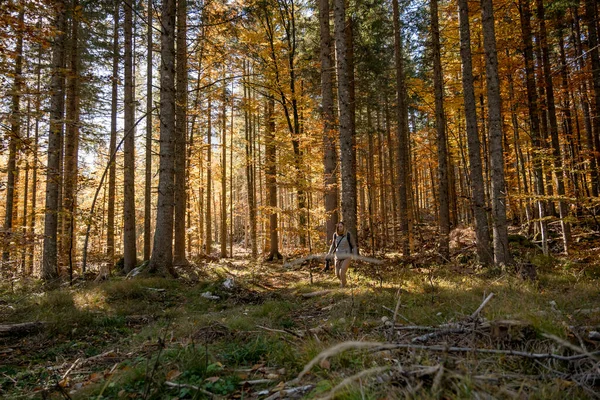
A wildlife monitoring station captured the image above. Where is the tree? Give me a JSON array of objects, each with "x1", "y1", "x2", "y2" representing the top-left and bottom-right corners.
[
  {"x1": 42, "y1": 0, "x2": 68, "y2": 280},
  {"x1": 148, "y1": 0, "x2": 177, "y2": 277},
  {"x1": 3, "y1": 3, "x2": 24, "y2": 263},
  {"x1": 519, "y1": 0, "x2": 548, "y2": 256},
  {"x1": 318, "y1": 0, "x2": 338, "y2": 242},
  {"x1": 144, "y1": 0, "x2": 153, "y2": 261},
  {"x1": 481, "y1": 0, "x2": 511, "y2": 265},
  {"x1": 392, "y1": 0, "x2": 410, "y2": 256},
  {"x1": 123, "y1": 0, "x2": 137, "y2": 273},
  {"x1": 535, "y1": 0, "x2": 571, "y2": 253},
  {"x1": 431, "y1": 0, "x2": 450, "y2": 261},
  {"x1": 174, "y1": 0, "x2": 188, "y2": 265},
  {"x1": 457, "y1": 0, "x2": 492, "y2": 265},
  {"x1": 265, "y1": 95, "x2": 282, "y2": 260},
  {"x1": 584, "y1": 0, "x2": 600, "y2": 197},
  {"x1": 63, "y1": 0, "x2": 81, "y2": 279},
  {"x1": 334, "y1": 0, "x2": 358, "y2": 246},
  {"x1": 107, "y1": 0, "x2": 119, "y2": 265}
]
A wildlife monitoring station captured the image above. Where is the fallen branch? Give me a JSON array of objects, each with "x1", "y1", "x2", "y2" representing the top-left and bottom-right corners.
[
  {"x1": 470, "y1": 292, "x2": 495, "y2": 319},
  {"x1": 0, "y1": 321, "x2": 45, "y2": 337},
  {"x1": 411, "y1": 328, "x2": 467, "y2": 343},
  {"x1": 264, "y1": 384, "x2": 315, "y2": 400},
  {"x1": 301, "y1": 290, "x2": 332, "y2": 298},
  {"x1": 164, "y1": 381, "x2": 217, "y2": 398},
  {"x1": 376, "y1": 342, "x2": 600, "y2": 361}
]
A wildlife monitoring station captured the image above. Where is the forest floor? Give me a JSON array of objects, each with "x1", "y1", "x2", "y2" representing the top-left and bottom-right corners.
[{"x1": 1, "y1": 234, "x2": 600, "y2": 399}]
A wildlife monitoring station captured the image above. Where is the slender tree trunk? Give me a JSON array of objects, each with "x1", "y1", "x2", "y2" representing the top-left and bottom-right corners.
[
  {"x1": 334, "y1": 0, "x2": 358, "y2": 246},
  {"x1": 144, "y1": 0, "x2": 153, "y2": 261},
  {"x1": 174, "y1": 0, "x2": 188, "y2": 265},
  {"x1": 28, "y1": 27, "x2": 43, "y2": 275},
  {"x1": 42, "y1": 0, "x2": 67, "y2": 280},
  {"x1": 63, "y1": 0, "x2": 80, "y2": 279},
  {"x1": 319, "y1": 0, "x2": 338, "y2": 242},
  {"x1": 536, "y1": 0, "x2": 571, "y2": 253},
  {"x1": 220, "y1": 83, "x2": 227, "y2": 258},
  {"x1": 392, "y1": 0, "x2": 410, "y2": 256},
  {"x1": 148, "y1": 0, "x2": 177, "y2": 277},
  {"x1": 265, "y1": 96, "x2": 281, "y2": 260},
  {"x1": 123, "y1": 0, "x2": 137, "y2": 273},
  {"x1": 481, "y1": 0, "x2": 511, "y2": 265},
  {"x1": 107, "y1": 0, "x2": 119, "y2": 266},
  {"x1": 205, "y1": 94, "x2": 213, "y2": 255},
  {"x1": 3, "y1": 6, "x2": 25, "y2": 264},
  {"x1": 585, "y1": 0, "x2": 600, "y2": 196},
  {"x1": 519, "y1": 0, "x2": 548, "y2": 255},
  {"x1": 431, "y1": 0, "x2": 450, "y2": 261},
  {"x1": 243, "y1": 69, "x2": 257, "y2": 257},
  {"x1": 571, "y1": 7, "x2": 597, "y2": 197},
  {"x1": 458, "y1": 0, "x2": 492, "y2": 265}
]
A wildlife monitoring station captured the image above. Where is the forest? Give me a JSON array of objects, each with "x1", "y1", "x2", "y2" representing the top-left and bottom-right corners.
[{"x1": 1, "y1": 0, "x2": 600, "y2": 398}]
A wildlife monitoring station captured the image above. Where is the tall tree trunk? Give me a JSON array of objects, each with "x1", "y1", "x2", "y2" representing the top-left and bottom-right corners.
[
  {"x1": 28, "y1": 39, "x2": 42, "y2": 275},
  {"x1": 3, "y1": 5, "x2": 25, "y2": 263},
  {"x1": 63, "y1": 0, "x2": 80, "y2": 279},
  {"x1": 148, "y1": 0, "x2": 177, "y2": 277},
  {"x1": 144, "y1": 0, "x2": 153, "y2": 261},
  {"x1": 205, "y1": 94, "x2": 213, "y2": 255},
  {"x1": 123, "y1": 0, "x2": 137, "y2": 273},
  {"x1": 572, "y1": 6, "x2": 597, "y2": 197},
  {"x1": 220, "y1": 83, "x2": 227, "y2": 258},
  {"x1": 431, "y1": 0, "x2": 450, "y2": 261},
  {"x1": 519, "y1": 0, "x2": 548, "y2": 255},
  {"x1": 174, "y1": 0, "x2": 188, "y2": 265},
  {"x1": 392, "y1": 0, "x2": 410, "y2": 256},
  {"x1": 481, "y1": 0, "x2": 511, "y2": 265},
  {"x1": 265, "y1": 96, "x2": 281, "y2": 260},
  {"x1": 42, "y1": 0, "x2": 68, "y2": 280},
  {"x1": 458, "y1": 0, "x2": 492, "y2": 265},
  {"x1": 334, "y1": 0, "x2": 358, "y2": 246},
  {"x1": 585, "y1": 0, "x2": 600, "y2": 196},
  {"x1": 319, "y1": 0, "x2": 338, "y2": 242},
  {"x1": 536, "y1": 0, "x2": 571, "y2": 253},
  {"x1": 107, "y1": 0, "x2": 119, "y2": 266},
  {"x1": 243, "y1": 69, "x2": 257, "y2": 257}
]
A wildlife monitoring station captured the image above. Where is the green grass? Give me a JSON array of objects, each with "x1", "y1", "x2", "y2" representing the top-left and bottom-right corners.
[{"x1": 1, "y1": 256, "x2": 599, "y2": 399}]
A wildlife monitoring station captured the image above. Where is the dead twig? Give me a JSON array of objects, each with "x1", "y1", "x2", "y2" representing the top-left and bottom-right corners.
[{"x1": 164, "y1": 381, "x2": 217, "y2": 398}]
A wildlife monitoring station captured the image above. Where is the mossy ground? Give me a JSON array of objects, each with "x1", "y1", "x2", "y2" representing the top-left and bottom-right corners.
[{"x1": 1, "y1": 248, "x2": 599, "y2": 399}]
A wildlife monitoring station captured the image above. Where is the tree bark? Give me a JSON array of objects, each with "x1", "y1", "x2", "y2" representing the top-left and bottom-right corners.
[
  {"x1": 174, "y1": 0, "x2": 188, "y2": 265},
  {"x1": 63, "y1": 0, "x2": 80, "y2": 279},
  {"x1": 319, "y1": 0, "x2": 338, "y2": 243},
  {"x1": 431, "y1": 0, "x2": 450, "y2": 261},
  {"x1": 481, "y1": 0, "x2": 511, "y2": 265},
  {"x1": 42, "y1": 0, "x2": 67, "y2": 280},
  {"x1": 205, "y1": 94, "x2": 213, "y2": 255},
  {"x1": 585, "y1": 0, "x2": 600, "y2": 196},
  {"x1": 220, "y1": 83, "x2": 227, "y2": 258},
  {"x1": 3, "y1": 5, "x2": 25, "y2": 263},
  {"x1": 392, "y1": 0, "x2": 410, "y2": 256},
  {"x1": 144, "y1": 0, "x2": 153, "y2": 261},
  {"x1": 536, "y1": 0, "x2": 571, "y2": 253},
  {"x1": 519, "y1": 0, "x2": 548, "y2": 255},
  {"x1": 123, "y1": 0, "x2": 137, "y2": 273},
  {"x1": 457, "y1": 0, "x2": 492, "y2": 265},
  {"x1": 334, "y1": 0, "x2": 358, "y2": 247},
  {"x1": 148, "y1": 0, "x2": 177, "y2": 277},
  {"x1": 265, "y1": 96, "x2": 281, "y2": 260},
  {"x1": 107, "y1": 0, "x2": 119, "y2": 266}
]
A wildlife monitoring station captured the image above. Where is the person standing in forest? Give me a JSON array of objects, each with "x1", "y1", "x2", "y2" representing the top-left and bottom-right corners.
[{"x1": 326, "y1": 222, "x2": 357, "y2": 287}]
